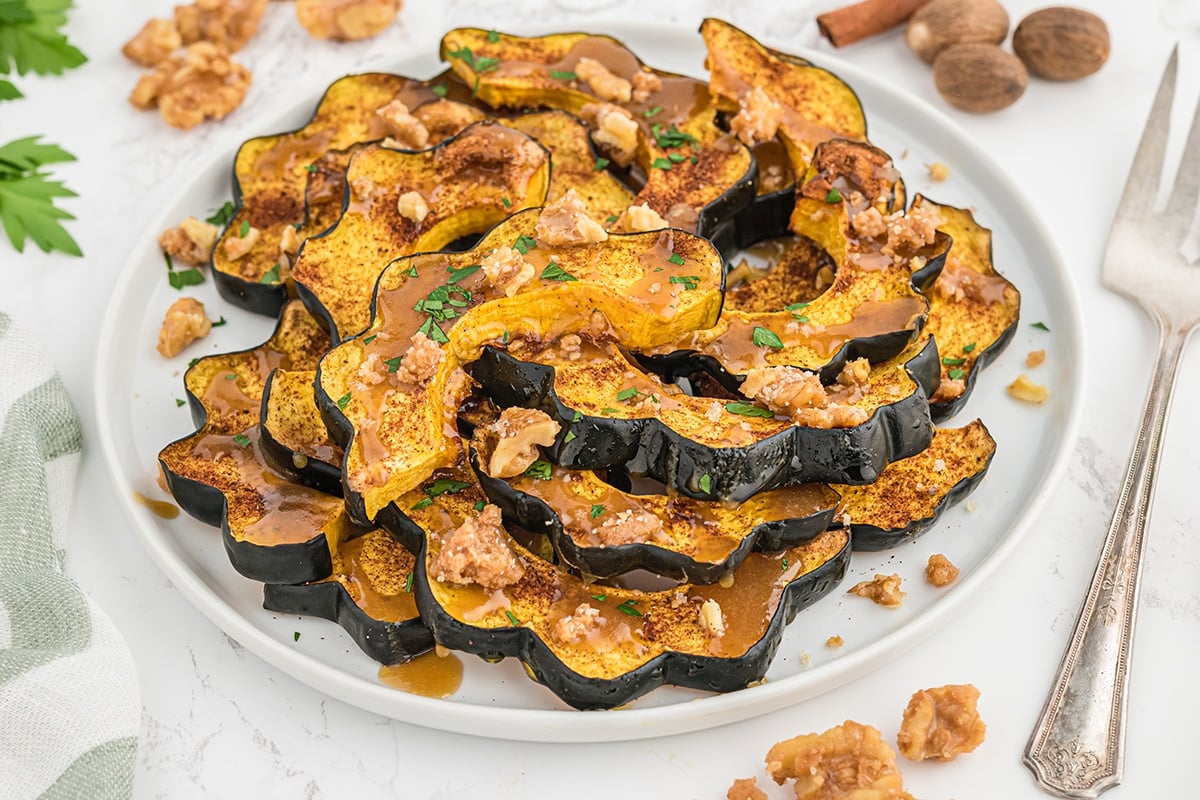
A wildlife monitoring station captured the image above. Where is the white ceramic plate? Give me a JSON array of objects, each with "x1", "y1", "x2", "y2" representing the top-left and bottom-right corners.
[{"x1": 95, "y1": 22, "x2": 1085, "y2": 743}]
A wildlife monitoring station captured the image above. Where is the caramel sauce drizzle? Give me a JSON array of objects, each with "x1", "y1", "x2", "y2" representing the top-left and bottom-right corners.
[
  {"x1": 378, "y1": 650, "x2": 464, "y2": 698},
  {"x1": 132, "y1": 490, "x2": 179, "y2": 520}
]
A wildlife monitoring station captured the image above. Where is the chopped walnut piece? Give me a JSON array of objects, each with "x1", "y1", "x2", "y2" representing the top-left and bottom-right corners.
[
  {"x1": 558, "y1": 334, "x2": 582, "y2": 359},
  {"x1": 574, "y1": 57, "x2": 632, "y2": 103},
  {"x1": 931, "y1": 377, "x2": 965, "y2": 403},
  {"x1": 925, "y1": 553, "x2": 959, "y2": 587},
  {"x1": 580, "y1": 102, "x2": 639, "y2": 166},
  {"x1": 430, "y1": 504, "x2": 524, "y2": 589},
  {"x1": 156, "y1": 297, "x2": 212, "y2": 358},
  {"x1": 705, "y1": 400, "x2": 723, "y2": 423},
  {"x1": 159, "y1": 216, "x2": 218, "y2": 266},
  {"x1": 376, "y1": 99, "x2": 430, "y2": 150},
  {"x1": 481, "y1": 245, "x2": 535, "y2": 297},
  {"x1": 698, "y1": 598, "x2": 726, "y2": 639},
  {"x1": 847, "y1": 573, "x2": 905, "y2": 608},
  {"x1": 851, "y1": 207, "x2": 888, "y2": 240},
  {"x1": 552, "y1": 603, "x2": 606, "y2": 645},
  {"x1": 730, "y1": 87, "x2": 784, "y2": 147},
  {"x1": 484, "y1": 408, "x2": 561, "y2": 478},
  {"x1": 836, "y1": 357, "x2": 871, "y2": 392},
  {"x1": 885, "y1": 206, "x2": 938, "y2": 254},
  {"x1": 279, "y1": 224, "x2": 301, "y2": 258},
  {"x1": 1007, "y1": 373, "x2": 1049, "y2": 404},
  {"x1": 613, "y1": 202, "x2": 668, "y2": 233},
  {"x1": 897, "y1": 684, "x2": 986, "y2": 762},
  {"x1": 222, "y1": 224, "x2": 260, "y2": 260},
  {"x1": 742, "y1": 366, "x2": 827, "y2": 417},
  {"x1": 397, "y1": 190, "x2": 430, "y2": 223},
  {"x1": 295, "y1": 0, "x2": 400, "y2": 40},
  {"x1": 130, "y1": 42, "x2": 251, "y2": 130},
  {"x1": 1026, "y1": 349, "x2": 1046, "y2": 368},
  {"x1": 393, "y1": 331, "x2": 444, "y2": 386},
  {"x1": 596, "y1": 509, "x2": 664, "y2": 546},
  {"x1": 826, "y1": 635, "x2": 844, "y2": 649},
  {"x1": 413, "y1": 99, "x2": 485, "y2": 141},
  {"x1": 926, "y1": 161, "x2": 950, "y2": 182},
  {"x1": 766, "y1": 720, "x2": 914, "y2": 800},
  {"x1": 175, "y1": 0, "x2": 268, "y2": 52},
  {"x1": 536, "y1": 188, "x2": 608, "y2": 247},
  {"x1": 631, "y1": 70, "x2": 662, "y2": 103},
  {"x1": 356, "y1": 352, "x2": 387, "y2": 386},
  {"x1": 727, "y1": 777, "x2": 768, "y2": 800},
  {"x1": 123, "y1": 18, "x2": 183, "y2": 67}
]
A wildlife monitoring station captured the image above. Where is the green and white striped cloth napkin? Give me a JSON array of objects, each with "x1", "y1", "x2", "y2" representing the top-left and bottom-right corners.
[{"x1": 0, "y1": 312, "x2": 140, "y2": 799}]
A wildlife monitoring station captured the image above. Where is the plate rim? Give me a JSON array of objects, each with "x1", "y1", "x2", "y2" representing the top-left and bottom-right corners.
[{"x1": 93, "y1": 19, "x2": 1087, "y2": 743}]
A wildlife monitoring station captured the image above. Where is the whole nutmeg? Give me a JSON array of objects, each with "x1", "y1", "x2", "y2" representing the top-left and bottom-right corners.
[
  {"x1": 906, "y1": 0, "x2": 1010, "y2": 64},
  {"x1": 1013, "y1": 7, "x2": 1110, "y2": 80},
  {"x1": 934, "y1": 43, "x2": 1029, "y2": 113}
]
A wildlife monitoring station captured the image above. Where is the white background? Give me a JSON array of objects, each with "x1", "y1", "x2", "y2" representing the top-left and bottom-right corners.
[{"x1": 3, "y1": 0, "x2": 1200, "y2": 797}]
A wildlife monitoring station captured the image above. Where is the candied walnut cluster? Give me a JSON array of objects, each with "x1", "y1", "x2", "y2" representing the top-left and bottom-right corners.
[
  {"x1": 377, "y1": 99, "x2": 430, "y2": 150},
  {"x1": 536, "y1": 188, "x2": 609, "y2": 247},
  {"x1": 222, "y1": 220, "x2": 261, "y2": 260},
  {"x1": 575, "y1": 57, "x2": 632, "y2": 103},
  {"x1": 414, "y1": 99, "x2": 484, "y2": 142},
  {"x1": 552, "y1": 603, "x2": 606, "y2": 645},
  {"x1": 393, "y1": 331, "x2": 445, "y2": 386},
  {"x1": 580, "y1": 102, "x2": 639, "y2": 166},
  {"x1": 482, "y1": 407, "x2": 561, "y2": 478},
  {"x1": 847, "y1": 573, "x2": 905, "y2": 608},
  {"x1": 698, "y1": 598, "x2": 726, "y2": 640},
  {"x1": 595, "y1": 509, "x2": 665, "y2": 546},
  {"x1": 130, "y1": 42, "x2": 252, "y2": 130},
  {"x1": 1006, "y1": 373, "x2": 1048, "y2": 404},
  {"x1": 631, "y1": 70, "x2": 662, "y2": 103},
  {"x1": 762, "y1": 720, "x2": 914, "y2": 800},
  {"x1": 741, "y1": 366, "x2": 869, "y2": 428},
  {"x1": 481, "y1": 245, "x2": 535, "y2": 297},
  {"x1": 124, "y1": 0, "x2": 266, "y2": 67},
  {"x1": 156, "y1": 297, "x2": 212, "y2": 358},
  {"x1": 430, "y1": 504, "x2": 525, "y2": 589},
  {"x1": 159, "y1": 216, "x2": 219, "y2": 266},
  {"x1": 397, "y1": 190, "x2": 431, "y2": 223},
  {"x1": 851, "y1": 205, "x2": 939, "y2": 261},
  {"x1": 730, "y1": 86, "x2": 784, "y2": 147},
  {"x1": 613, "y1": 202, "x2": 668, "y2": 233},
  {"x1": 925, "y1": 553, "x2": 959, "y2": 587},
  {"x1": 296, "y1": 0, "x2": 401, "y2": 41},
  {"x1": 896, "y1": 684, "x2": 986, "y2": 762}
]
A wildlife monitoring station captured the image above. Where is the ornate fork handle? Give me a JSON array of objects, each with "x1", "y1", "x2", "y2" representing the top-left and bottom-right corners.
[{"x1": 1024, "y1": 315, "x2": 1194, "y2": 798}]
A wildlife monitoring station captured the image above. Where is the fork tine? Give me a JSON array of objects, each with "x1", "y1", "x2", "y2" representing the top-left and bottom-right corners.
[
  {"x1": 1114, "y1": 46, "x2": 1178, "y2": 218},
  {"x1": 1166, "y1": 64, "x2": 1200, "y2": 212}
]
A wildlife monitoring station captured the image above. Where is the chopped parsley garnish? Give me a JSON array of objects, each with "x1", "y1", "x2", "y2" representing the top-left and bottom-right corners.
[
  {"x1": 786, "y1": 302, "x2": 810, "y2": 311},
  {"x1": 175, "y1": 398, "x2": 185, "y2": 407},
  {"x1": 667, "y1": 252, "x2": 685, "y2": 266},
  {"x1": 572, "y1": 410, "x2": 583, "y2": 423},
  {"x1": 524, "y1": 460, "x2": 552, "y2": 480},
  {"x1": 1031, "y1": 321, "x2": 1050, "y2": 332},
  {"x1": 260, "y1": 262, "x2": 282, "y2": 284},
  {"x1": 600, "y1": 407, "x2": 620, "y2": 414},
  {"x1": 942, "y1": 356, "x2": 966, "y2": 366},
  {"x1": 752, "y1": 326, "x2": 784, "y2": 349},
  {"x1": 239, "y1": 219, "x2": 250, "y2": 237},
  {"x1": 642, "y1": 106, "x2": 662, "y2": 118},
  {"x1": 947, "y1": 368, "x2": 966, "y2": 380},
  {"x1": 590, "y1": 504, "x2": 605, "y2": 519},
  {"x1": 384, "y1": 355, "x2": 403, "y2": 373},
  {"x1": 650, "y1": 123, "x2": 697, "y2": 149},
  {"x1": 431, "y1": 83, "x2": 448, "y2": 97},
  {"x1": 616, "y1": 599, "x2": 642, "y2": 617},
  {"x1": 724, "y1": 402, "x2": 773, "y2": 418},
  {"x1": 825, "y1": 188, "x2": 843, "y2": 204},
  {"x1": 669, "y1": 275, "x2": 699, "y2": 291},
  {"x1": 564, "y1": 430, "x2": 576, "y2": 443},
  {"x1": 962, "y1": 342, "x2": 977, "y2": 353},
  {"x1": 698, "y1": 473, "x2": 712, "y2": 494},
  {"x1": 781, "y1": 559, "x2": 788, "y2": 571},
  {"x1": 594, "y1": 157, "x2": 610, "y2": 171},
  {"x1": 211, "y1": 316, "x2": 227, "y2": 327},
  {"x1": 167, "y1": 266, "x2": 204, "y2": 290},
  {"x1": 293, "y1": 632, "x2": 301, "y2": 642},
  {"x1": 188, "y1": 357, "x2": 200, "y2": 368},
  {"x1": 505, "y1": 610, "x2": 521, "y2": 626},
  {"x1": 792, "y1": 314, "x2": 809, "y2": 323},
  {"x1": 206, "y1": 201, "x2": 236, "y2": 227},
  {"x1": 363, "y1": 334, "x2": 377, "y2": 345},
  {"x1": 486, "y1": 29, "x2": 500, "y2": 43},
  {"x1": 407, "y1": 264, "x2": 418, "y2": 278},
  {"x1": 232, "y1": 433, "x2": 251, "y2": 447},
  {"x1": 549, "y1": 69, "x2": 578, "y2": 81},
  {"x1": 446, "y1": 263, "x2": 481, "y2": 283},
  {"x1": 616, "y1": 387, "x2": 640, "y2": 402},
  {"x1": 404, "y1": 572, "x2": 414, "y2": 592},
  {"x1": 605, "y1": 214, "x2": 619, "y2": 224},
  {"x1": 336, "y1": 392, "x2": 351, "y2": 410},
  {"x1": 448, "y1": 46, "x2": 499, "y2": 75},
  {"x1": 541, "y1": 261, "x2": 577, "y2": 282},
  {"x1": 424, "y1": 478, "x2": 472, "y2": 497},
  {"x1": 590, "y1": 593, "x2": 607, "y2": 603},
  {"x1": 512, "y1": 234, "x2": 536, "y2": 254},
  {"x1": 651, "y1": 157, "x2": 672, "y2": 170},
  {"x1": 411, "y1": 497, "x2": 434, "y2": 510},
  {"x1": 668, "y1": 152, "x2": 687, "y2": 164},
  {"x1": 304, "y1": 163, "x2": 317, "y2": 173},
  {"x1": 474, "y1": 500, "x2": 486, "y2": 512},
  {"x1": 224, "y1": 373, "x2": 237, "y2": 380},
  {"x1": 500, "y1": 196, "x2": 511, "y2": 209}
]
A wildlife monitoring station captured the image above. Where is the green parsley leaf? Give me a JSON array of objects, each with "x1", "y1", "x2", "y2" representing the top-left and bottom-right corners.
[
  {"x1": 431, "y1": 83, "x2": 448, "y2": 97},
  {"x1": 304, "y1": 163, "x2": 317, "y2": 173},
  {"x1": 447, "y1": 263, "x2": 481, "y2": 283},
  {"x1": 224, "y1": 373, "x2": 237, "y2": 380},
  {"x1": 474, "y1": 500, "x2": 486, "y2": 512},
  {"x1": 962, "y1": 342, "x2": 977, "y2": 353},
  {"x1": 175, "y1": 398, "x2": 185, "y2": 407},
  {"x1": 0, "y1": 79, "x2": 21, "y2": 101},
  {"x1": 752, "y1": 326, "x2": 784, "y2": 348},
  {"x1": 486, "y1": 29, "x2": 499, "y2": 43},
  {"x1": 205, "y1": 201, "x2": 236, "y2": 227},
  {"x1": 650, "y1": 123, "x2": 697, "y2": 149},
  {"x1": 411, "y1": 497, "x2": 434, "y2": 510},
  {"x1": 605, "y1": 214, "x2": 619, "y2": 224},
  {"x1": 513, "y1": 234, "x2": 536, "y2": 254},
  {"x1": 0, "y1": 136, "x2": 80, "y2": 255},
  {"x1": 474, "y1": 56, "x2": 500, "y2": 74},
  {"x1": 942, "y1": 356, "x2": 966, "y2": 366},
  {"x1": 616, "y1": 387, "x2": 640, "y2": 402},
  {"x1": 384, "y1": 355, "x2": 403, "y2": 373},
  {"x1": 211, "y1": 316, "x2": 227, "y2": 327},
  {"x1": 792, "y1": 314, "x2": 809, "y2": 323},
  {"x1": 651, "y1": 157, "x2": 672, "y2": 170},
  {"x1": 336, "y1": 393, "x2": 351, "y2": 410},
  {"x1": 785, "y1": 302, "x2": 810, "y2": 311},
  {"x1": 594, "y1": 156, "x2": 609, "y2": 171},
  {"x1": 590, "y1": 593, "x2": 607, "y2": 603},
  {"x1": 590, "y1": 504, "x2": 605, "y2": 519},
  {"x1": 825, "y1": 188, "x2": 843, "y2": 204},
  {"x1": 698, "y1": 473, "x2": 712, "y2": 494},
  {"x1": 0, "y1": 0, "x2": 87, "y2": 76},
  {"x1": 407, "y1": 264, "x2": 419, "y2": 278},
  {"x1": 424, "y1": 478, "x2": 472, "y2": 497},
  {"x1": 404, "y1": 572, "x2": 413, "y2": 592},
  {"x1": 501, "y1": 196, "x2": 511, "y2": 209},
  {"x1": 616, "y1": 600, "x2": 642, "y2": 617},
  {"x1": 187, "y1": 357, "x2": 200, "y2": 368},
  {"x1": 549, "y1": 69, "x2": 578, "y2": 81},
  {"x1": 293, "y1": 631, "x2": 300, "y2": 642},
  {"x1": 259, "y1": 262, "x2": 281, "y2": 284},
  {"x1": 600, "y1": 407, "x2": 619, "y2": 414},
  {"x1": 781, "y1": 559, "x2": 788, "y2": 571},
  {"x1": 669, "y1": 275, "x2": 698, "y2": 291},
  {"x1": 505, "y1": 610, "x2": 521, "y2": 626},
  {"x1": 667, "y1": 152, "x2": 686, "y2": 163},
  {"x1": 541, "y1": 261, "x2": 577, "y2": 282},
  {"x1": 947, "y1": 367, "x2": 966, "y2": 380},
  {"x1": 362, "y1": 334, "x2": 377, "y2": 345},
  {"x1": 239, "y1": 218, "x2": 250, "y2": 237},
  {"x1": 232, "y1": 433, "x2": 251, "y2": 447},
  {"x1": 564, "y1": 430, "x2": 576, "y2": 443},
  {"x1": 643, "y1": 106, "x2": 662, "y2": 118},
  {"x1": 667, "y1": 252, "x2": 685, "y2": 266},
  {"x1": 524, "y1": 460, "x2": 552, "y2": 480},
  {"x1": 1031, "y1": 321, "x2": 1050, "y2": 332},
  {"x1": 572, "y1": 410, "x2": 583, "y2": 423},
  {"x1": 168, "y1": 267, "x2": 204, "y2": 290},
  {"x1": 724, "y1": 401, "x2": 773, "y2": 418}
]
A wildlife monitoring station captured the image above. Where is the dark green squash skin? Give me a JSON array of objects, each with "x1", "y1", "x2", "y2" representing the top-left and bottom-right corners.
[
  {"x1": 733, "y1": 184, "x2": 794, "y2": 248},
  {"x1": 928, "y1": 310, "x2": 1018, "y2": 424},
  {"x1": 848, "y1": 443, "x2": 996, "y2": 551},
  {"x1": 374, "y1": 500, "x2": 850, "y2": 710},
  {"x1": 262, "y1": 577, "x2": 434, "y2": 665},
  {"x1": 469, "y1": 341, "x2": 936, "y2": 501},
  {"x1": 258, "y1": 369, "x2": 345, "y2": 497},
  {"x1": 466, "y1": 447, "x2": 838, "y2": 583}
]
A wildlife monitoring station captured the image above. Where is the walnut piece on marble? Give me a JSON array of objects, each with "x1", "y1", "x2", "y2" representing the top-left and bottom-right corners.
[
  {"x1": 156, "y1": 297, "x2": 212, "y2": 357},
  {"x1": 295, "y1": 0, "x2": 401, "y2": 41},
  {"x1": 130, "y1": 42, "x2": 252, "y2": 130},
  {"x1": 766, "y1": 720, "x2": 914, "y2": 800},
  {"x1": 123, "y1": 18, "x2": 184, "y2": 66},
  {"x1": 896, "y1": 683, "x2": 986, "y2": 762},
  {"x1": 175, "y1": 0, "x2": 268, "y2": 53}
]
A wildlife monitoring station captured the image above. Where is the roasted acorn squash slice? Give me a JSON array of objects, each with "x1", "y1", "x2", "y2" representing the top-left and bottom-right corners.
[
  {"x1": 159, "y1": 301, "x2": 364, "y2": 583},
  {"x1": 292, "y1": 122, "x2": 552, "y2": 341},
  {"x1": 263, "y1": 528, "x2": 433, "y2": 664},
  {"x1": 467, "y1": 439, "x2": 839, "y2": 583},
  {"x1": 913, "y1": 196, "x2": 1020, "y2": 421},
  {"x1": 260, "y1": 368, "x2": 344, "y2": 496},
  {"x1": 837, "y1": 420, "x2": 996, "y2": 550},
  {"x1": 316, "y1": 208, "x2": 725, "y2": 521},
  {"x1": 439, "y1": 28, "x2": 756, "y2": 237},
  {"x1": 212, "y1": 71, "x2": 480, "y2": 316}
]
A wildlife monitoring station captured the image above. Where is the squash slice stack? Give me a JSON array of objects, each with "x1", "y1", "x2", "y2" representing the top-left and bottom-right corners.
[{"x1": 157, "y1": 22, "x2": 1020, "y2": 710}]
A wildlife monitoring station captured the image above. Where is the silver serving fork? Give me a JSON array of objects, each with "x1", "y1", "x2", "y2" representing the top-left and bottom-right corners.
[{"x1": 1024, "y1": 47, "x2": 1200, "y2": 798}]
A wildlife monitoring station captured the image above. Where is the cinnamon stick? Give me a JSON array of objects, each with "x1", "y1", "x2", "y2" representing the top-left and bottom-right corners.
[{"x1": 817, "y1": 0, "x2": 932, "y2": 47}]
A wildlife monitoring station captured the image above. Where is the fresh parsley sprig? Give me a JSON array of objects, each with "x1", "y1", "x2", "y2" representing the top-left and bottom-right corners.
[{"x1": 0, "y1": 135, "x2": 79, "y2": 254}]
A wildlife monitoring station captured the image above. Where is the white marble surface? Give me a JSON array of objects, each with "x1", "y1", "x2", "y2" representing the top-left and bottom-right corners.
[{"x1": 4, "y1": 0, "x2": 1200, "y2": 796}]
